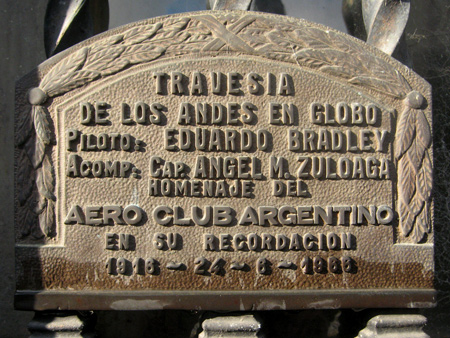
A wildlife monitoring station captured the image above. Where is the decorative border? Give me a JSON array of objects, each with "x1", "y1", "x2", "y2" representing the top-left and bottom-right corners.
[{"x1": 15, "y1": 12, "x2": 432, "y2": 243}]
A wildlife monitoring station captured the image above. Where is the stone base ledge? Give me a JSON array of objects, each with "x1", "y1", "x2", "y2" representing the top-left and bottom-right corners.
[
  {"x1": 357, "y1": 315, "x2": 429, "y2": 338},
  {"x1": 199, "y1": 314, "x2": 263, "y2": 338}
]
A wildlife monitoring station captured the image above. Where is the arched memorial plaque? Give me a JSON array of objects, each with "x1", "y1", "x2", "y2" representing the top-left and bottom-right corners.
[{"x1": 15, "y1": 11, "x2": 435, "y2": 311}]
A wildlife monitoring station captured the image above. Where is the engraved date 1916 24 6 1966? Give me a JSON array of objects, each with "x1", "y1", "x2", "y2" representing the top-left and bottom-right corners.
[{"x1": 105, "y1": 255, "x2": 356, "y2": 276}]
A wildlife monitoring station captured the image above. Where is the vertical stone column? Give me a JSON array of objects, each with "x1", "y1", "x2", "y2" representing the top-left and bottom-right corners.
[
  {"x1": 28, "y1": 311, "x2": 95, "y2": 338},
  {"x1": 199, "y1": 314, "x2": 263, "y2": 338},
  {"x1": 357, "y1": 315, "x2": 429, "y2": 338}
]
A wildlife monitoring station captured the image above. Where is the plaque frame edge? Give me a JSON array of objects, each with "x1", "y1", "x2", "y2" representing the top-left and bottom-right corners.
[{"x1": 14, "y1": 289, "x2": 436, "y2": 311}]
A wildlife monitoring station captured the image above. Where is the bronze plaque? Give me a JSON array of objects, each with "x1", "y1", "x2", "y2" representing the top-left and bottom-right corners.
[{"x1": 15, "y1": 11, "x2": 435, "y2": 310}]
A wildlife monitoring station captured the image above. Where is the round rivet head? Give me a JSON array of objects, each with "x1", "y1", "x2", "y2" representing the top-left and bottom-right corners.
[
  {"x1": 28, "y1": 87, "x2": 47, "y2": 105},
  {"x1": 405, "y1": 91, "x2": 425, "y2": 109}
]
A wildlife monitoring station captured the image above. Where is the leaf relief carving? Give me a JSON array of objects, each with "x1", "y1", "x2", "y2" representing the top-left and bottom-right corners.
[{"x1": 395, "y1": 102, "x2": 432, "y2": 243}]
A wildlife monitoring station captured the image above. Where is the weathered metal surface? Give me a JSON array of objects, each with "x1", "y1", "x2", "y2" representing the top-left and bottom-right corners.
[{"x1": 14, "y1": 11, "x2": 434, "y2": 310}]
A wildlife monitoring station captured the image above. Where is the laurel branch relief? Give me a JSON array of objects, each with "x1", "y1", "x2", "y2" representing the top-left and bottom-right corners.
[{"x1": 15, "y1": 14, "x2": 432, "y2": 243}]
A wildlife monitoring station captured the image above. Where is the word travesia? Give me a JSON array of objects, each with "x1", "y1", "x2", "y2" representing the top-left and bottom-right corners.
[
  {"x1": 153, "y1": 71, "x2": 294, "y2": 96},
  {"x1": 152, "y1": 205, "x2": 394, "y2": 226},
  {"x1": 203, "y1": 232, "x2": 354, "y2": 251}
]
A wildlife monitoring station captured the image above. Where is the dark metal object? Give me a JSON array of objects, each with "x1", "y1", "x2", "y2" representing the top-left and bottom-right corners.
[
  {"x1": 342, "y1": 0, "x2": 411, "y2": 65},
  {"x1": 363, "y1": 0, "x2": 410, "y2": 56},
  {"x1": 44, "y1": 0, "x2": 109, "y2": 57},
  {"x1": 207, "y1": 0, "x2": 285, "y2": 14}
]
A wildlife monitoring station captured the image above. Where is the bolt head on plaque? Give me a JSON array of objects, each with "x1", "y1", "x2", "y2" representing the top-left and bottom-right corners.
[
  {"x1": 28, "y1": 87, "x2": 47, "y2": 105},
  {"x1": 405, "y1": 91, "x2": 426, "y2": 109}
]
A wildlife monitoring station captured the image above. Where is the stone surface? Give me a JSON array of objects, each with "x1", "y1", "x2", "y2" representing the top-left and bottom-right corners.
[
  {"x1": 357, "y1": 315, "x2": 429, "y2": 338},
  {"x1": 199, "y1": 314, "x2": 263, "y2": 338},
  {"x1": 28, "y1": 311, "x2": 95, "y2": 338},
  {"x1": 0, "y1": 2, "x2": 47, "y2": 336}
]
